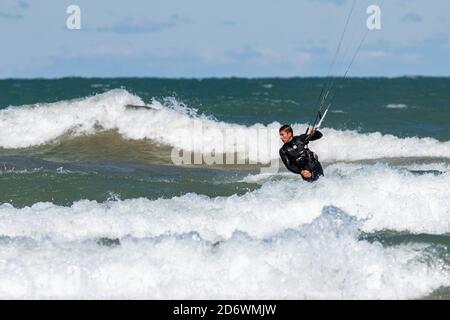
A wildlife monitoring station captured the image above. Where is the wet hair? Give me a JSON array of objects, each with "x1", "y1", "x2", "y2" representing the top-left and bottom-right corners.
[{"x1": 279, "y1": 124, "x2": 293, "y2": 135}]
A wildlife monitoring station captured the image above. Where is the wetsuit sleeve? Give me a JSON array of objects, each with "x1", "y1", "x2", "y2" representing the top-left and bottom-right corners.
[
  {"x1": 279, "y1": 148, "x2": 301, "y2": 174},
  {"x1": 309, "y1": 130, "x2": 323, "y2": 141},
  {"x1": 299, "y1": 130, "x2": 323, "y2": 142}
]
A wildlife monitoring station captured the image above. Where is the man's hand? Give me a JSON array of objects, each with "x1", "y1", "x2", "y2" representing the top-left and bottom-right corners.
[
  {"x1": 301, "y1": 170, "x2": 312, "y2": 179},
  {"x1": 308, "y1": 128, "x2": 316, "y2": 135}
]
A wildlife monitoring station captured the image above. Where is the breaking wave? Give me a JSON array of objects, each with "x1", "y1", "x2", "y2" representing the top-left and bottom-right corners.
[{"x1": 0, "y1": 89, "x2": 449, "y2": 163}]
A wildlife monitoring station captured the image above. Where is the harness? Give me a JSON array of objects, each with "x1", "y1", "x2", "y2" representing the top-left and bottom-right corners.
[{"x1": 295, "y1": 146, "x2": 318, "y2": 169}]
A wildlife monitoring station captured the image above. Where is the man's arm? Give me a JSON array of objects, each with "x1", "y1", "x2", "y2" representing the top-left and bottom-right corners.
[
  {"x1": 299, "y1": 129, "x2": 323, "y2": 143},
  {"x1": 279, "y1": 148, "x2": 301, "y2": 174},
  {"x1": 309, "y1": 129, "x2": 323, "y2": 141}
]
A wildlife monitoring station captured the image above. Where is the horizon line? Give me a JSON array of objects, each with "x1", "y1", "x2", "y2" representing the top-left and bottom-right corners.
[{"x1": 1, "y1": 75, "x2": 450, "y2": 81}]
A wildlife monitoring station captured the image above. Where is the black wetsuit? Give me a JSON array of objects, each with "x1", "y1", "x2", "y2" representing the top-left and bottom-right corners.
[{"x1": 279, "y1": 130, "x2": 324, "y2": 182}]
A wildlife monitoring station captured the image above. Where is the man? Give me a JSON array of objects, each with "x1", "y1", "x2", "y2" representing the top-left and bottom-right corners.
[{"x1": 279, "y1": 124, "x2": 324, "y2": 182}]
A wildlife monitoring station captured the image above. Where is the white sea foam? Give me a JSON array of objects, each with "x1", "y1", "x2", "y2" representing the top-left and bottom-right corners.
[
  {"x1": 386, "y1": 104, "x2": 408, "y2": 109},
  {"x1": 1, "y1": 90, "x2": 449, "y2": 163},
  {"x1": 0, "y1": 89, "x2": 143, "y2": 149},
  {"x1": 1, "y1": 164, "x2": 449, "y2": 243},
  {"x1": 398, "y1": 162, "x2": 450, "y2": 172},
  {"x1": 0, "y1": 207, "x2": 448, "y2": 299},
  {"x1": 1, "y1": 163, "x2": 449, "y2": 299}
]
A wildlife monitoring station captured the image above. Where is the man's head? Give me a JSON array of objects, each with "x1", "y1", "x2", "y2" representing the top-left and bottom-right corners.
[{"x1": 279, "y1": 124, "x2": 293, "y2": 143}]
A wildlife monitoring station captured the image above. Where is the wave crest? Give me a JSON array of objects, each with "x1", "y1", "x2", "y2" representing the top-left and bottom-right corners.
[{"x1": 1, "y1": 89, "x2": 449, "y2": 163}]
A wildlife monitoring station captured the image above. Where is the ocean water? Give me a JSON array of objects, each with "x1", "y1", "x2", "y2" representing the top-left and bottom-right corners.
[{"x1": 0, "y1": 77, "x2": 449, "y2": 299}]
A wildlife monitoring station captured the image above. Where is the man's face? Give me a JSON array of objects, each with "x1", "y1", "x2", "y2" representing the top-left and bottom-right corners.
[{"x1": 279, "y1": 130, "x2": 293, "y2": 144}]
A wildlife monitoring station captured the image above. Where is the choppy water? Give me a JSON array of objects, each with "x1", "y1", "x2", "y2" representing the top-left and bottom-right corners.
[{"x1": 0, "y1": 78, "x2": 449, "y2": 299}]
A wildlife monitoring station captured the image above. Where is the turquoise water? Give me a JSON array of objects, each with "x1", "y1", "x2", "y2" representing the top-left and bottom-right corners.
[{"x1": 0, "y1": 77, "x2": 449, "y2": 299}]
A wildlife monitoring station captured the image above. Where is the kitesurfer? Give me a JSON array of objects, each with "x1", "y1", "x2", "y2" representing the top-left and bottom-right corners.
[{"x1": 279, "y1": 124, "x2": 324, "y2": 182}]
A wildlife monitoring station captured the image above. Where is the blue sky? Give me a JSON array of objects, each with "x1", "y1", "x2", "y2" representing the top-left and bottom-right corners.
[{"x1": 0, "y1": 0, "x2": 449, "y2": 78}]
